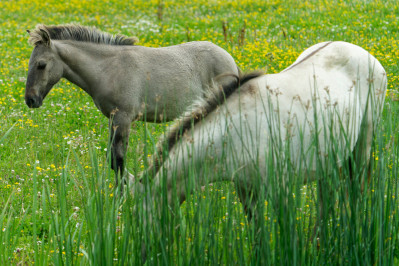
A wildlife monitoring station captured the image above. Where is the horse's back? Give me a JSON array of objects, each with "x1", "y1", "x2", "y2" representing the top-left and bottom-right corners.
[
  {"x1": 251, "y1": 41, "x2": 387, "y2": 177},
  {"x1": 286, "y1": 41, "x2": 386, "y2": 86},
  {"x1": 170, "y1": 41, "x2": 239, "y2": 82},
  {"x1": 282, "y1": 41, "x2": 387, "y2": 129},
  {"x1": 276, "y1": 41, "x2": 386, "y2": 117},
  {"x1": 212, "y1": 41, "x2": 387, "y2": 179}
]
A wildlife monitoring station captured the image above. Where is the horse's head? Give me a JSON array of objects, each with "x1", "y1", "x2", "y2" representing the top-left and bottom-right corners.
[{"x1": 25, "y1": 28, "x2": 63, "y2": 108}]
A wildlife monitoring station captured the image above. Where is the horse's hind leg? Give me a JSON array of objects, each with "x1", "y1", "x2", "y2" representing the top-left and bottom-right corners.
[
  {"x1": 351, "y1": 111, "x2": 374, "y2": 192},
  {"x1": 235, "y1": 183, "x2": 267, "y2": 263},
  {"x1": 236, "y1": 185, "x2": 257, "y2": 223}
]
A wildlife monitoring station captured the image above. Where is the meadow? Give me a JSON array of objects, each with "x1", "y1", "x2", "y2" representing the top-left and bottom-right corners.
[{"x1": 0, "y1": 0, "x2": 399, "y2": 264}]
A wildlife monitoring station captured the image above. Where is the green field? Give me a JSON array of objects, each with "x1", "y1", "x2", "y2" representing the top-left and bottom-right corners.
[{"x1": 1, "y1": 0, "x2": 399, "y2": 264}]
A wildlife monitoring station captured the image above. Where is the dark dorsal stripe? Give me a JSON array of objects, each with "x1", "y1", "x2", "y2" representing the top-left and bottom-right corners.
[
  {"x1": 28, "y1": 24, "x2": 138, "y2": 46},
  {"x1": 143, "y1": 71, "x2": 263, "y2": 180},
  {"x1": 282, "y1": 41, "x2": 333, "y2": 72}
]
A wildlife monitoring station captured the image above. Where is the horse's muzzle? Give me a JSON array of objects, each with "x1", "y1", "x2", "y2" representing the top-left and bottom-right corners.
[{"x1": 25, "y1": 94, "x2": 42, "y2": 108}]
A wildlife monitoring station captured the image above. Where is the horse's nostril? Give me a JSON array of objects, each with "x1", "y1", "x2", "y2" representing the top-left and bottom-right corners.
[{"x1": 25, "y1": 96, "x2": 37, "y2": 108}]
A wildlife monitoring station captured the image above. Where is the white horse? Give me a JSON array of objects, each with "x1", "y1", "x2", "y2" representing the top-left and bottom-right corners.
[
  {"x1": 135, "y1": 41, "x2": 387, "y2": 236},
  {"x1": 24, "y1": 24, "x2": 239, "y2": 186}
]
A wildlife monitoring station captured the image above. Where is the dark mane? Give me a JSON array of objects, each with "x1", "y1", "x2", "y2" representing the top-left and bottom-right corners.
[
  {"x1": 143, "y1": 71, "x2": 263, "y2": 179},
  {"x1": 28, "y1": 24, "x2": 138, "y2": 46}
]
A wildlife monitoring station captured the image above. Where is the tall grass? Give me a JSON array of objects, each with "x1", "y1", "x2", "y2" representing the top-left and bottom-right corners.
[
  {"x1": 5, "y1": 89, "x2": 394, "y2": 265},
  {"x1": 1, "y1": 103, "x2": 397, "y2": 265}
]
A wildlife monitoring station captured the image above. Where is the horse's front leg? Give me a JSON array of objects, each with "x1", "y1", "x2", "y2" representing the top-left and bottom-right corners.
[{"x1": 109, "y1": 111, "x2": 132, "y2": 189}]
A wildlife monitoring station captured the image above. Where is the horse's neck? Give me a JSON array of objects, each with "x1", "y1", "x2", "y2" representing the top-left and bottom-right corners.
[{"x1": 54, "y1": 41, "x2": 117, "y2": 97}]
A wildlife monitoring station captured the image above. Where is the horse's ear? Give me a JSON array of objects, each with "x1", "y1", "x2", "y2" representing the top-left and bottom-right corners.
[{"x1": 39, "y1": 29, "x2": 51, "y2": 46}]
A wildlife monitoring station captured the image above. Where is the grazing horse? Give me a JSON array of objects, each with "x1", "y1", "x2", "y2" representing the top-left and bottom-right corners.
[
  {"x1": 24, "y1": 24, "x2": 239, "y2": 186},
  {"x1": 135, "y1": 41, "x2": 387, "y2": 251}
]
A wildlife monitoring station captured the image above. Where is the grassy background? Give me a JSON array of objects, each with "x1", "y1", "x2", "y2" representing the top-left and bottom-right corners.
[{"x1": 0, "y1": 0, "x2": 398, "y2": 264}]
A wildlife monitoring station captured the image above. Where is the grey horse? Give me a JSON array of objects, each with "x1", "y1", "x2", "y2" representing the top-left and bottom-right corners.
[{"x1": 24, "y1": 24, "x2": 239, "y2": 186}]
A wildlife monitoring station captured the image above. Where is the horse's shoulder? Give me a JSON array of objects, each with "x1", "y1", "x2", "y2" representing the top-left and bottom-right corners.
[{"x1": 236, "y1": 75, "x2": 262, "y2": 96}]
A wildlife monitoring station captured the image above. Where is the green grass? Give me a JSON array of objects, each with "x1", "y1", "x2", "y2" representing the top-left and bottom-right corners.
[{"x1": 1, "y1": 0, "x2": 399, "y2": 264}]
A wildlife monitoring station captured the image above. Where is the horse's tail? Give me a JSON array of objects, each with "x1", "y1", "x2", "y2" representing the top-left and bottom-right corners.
[
  {"x1": 141, "y1": 70, "x2": 264, "y2": 181},
  {"x1": 220, "y1": 69, "x2": 264, "y2": 102},
  {"x1": 218, "y1": 68, "x2": 264, "y2": 97},
  {"x1": 239, "y1": 70, "x2": 264, "y2": 85}
]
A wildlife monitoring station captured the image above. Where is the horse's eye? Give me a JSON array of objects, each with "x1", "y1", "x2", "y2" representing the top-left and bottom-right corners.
[{"x1": 37, "y1": 61, "x2": 46, "y2": 70}]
